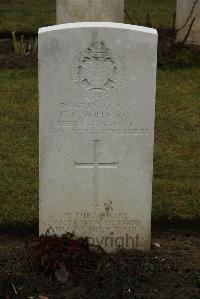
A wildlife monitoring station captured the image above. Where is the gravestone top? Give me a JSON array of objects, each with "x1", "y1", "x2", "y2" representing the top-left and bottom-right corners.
[
  {"x1": 39, "y1": 22, "x2": 157, "y2": 252},
  {"x1": 56, "y1": 0, "x2": 124, "y2": 24},
  {"x1": 39, "y1": 22, "x2": 157, "y2": 35},
  {"x1": 176, "y1": 0, "x2": 200, "y2": 45}
]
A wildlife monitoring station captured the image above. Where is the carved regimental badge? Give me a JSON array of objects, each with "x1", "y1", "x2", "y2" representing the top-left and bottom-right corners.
[{"x1": 72, "y1": 41, "x2": 124, "y2": 101}]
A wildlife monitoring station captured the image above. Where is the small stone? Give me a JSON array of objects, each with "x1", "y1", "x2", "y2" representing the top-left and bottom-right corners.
[
  {"x1": 55, "y1": 268, "x2": 69, "y2": 283},
  {"x1": 153, "y1": 242, "x2": 161, "y2": 248}
]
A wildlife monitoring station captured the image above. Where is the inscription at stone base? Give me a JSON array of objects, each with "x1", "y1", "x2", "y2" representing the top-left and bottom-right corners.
[{"x1": 43, "y1": 213, "x2": 142, "y2": 249}]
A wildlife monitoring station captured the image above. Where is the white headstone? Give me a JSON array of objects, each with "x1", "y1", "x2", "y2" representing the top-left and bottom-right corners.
[
  {"x1": 176, "y1": 0, "x2": 200, "y2": 45},
  {"x1": 39, "y1": 23, "x2": 157, "y2": 252},
  {"x1": 56, "y1": 0, "x2": 124, "y2": 24}
]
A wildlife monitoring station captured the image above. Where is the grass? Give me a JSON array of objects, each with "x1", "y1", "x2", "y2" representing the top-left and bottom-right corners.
[
  {"x1": 154, "y1": 68, "x2": 200, "y2": 219},
  {"x1": 0, "y1": 0, "x2": 55, "y2": 32},
  {"x1": 0, "y1": 69, "x2": 38, "y2": 224},
  {"x1": 0, "y1": 0, "x2": 176, "y2": 33},
  {"x1": 0, "y1": 68, "x2": 199, "y2": 225},
  {"x1": 125, "y1": 0, "x2": 176, "y2": 28}
]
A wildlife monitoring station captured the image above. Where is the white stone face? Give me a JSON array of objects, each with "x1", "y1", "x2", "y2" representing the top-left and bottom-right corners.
[
  {"x1": 176, "y1": 0, "x2": 200, "y2": 45},
  {"x1": 39, "y1": 23, "x2": 157, "y2": 252},
  {"x1": 56, "y1": 0, "x2": 124, "y2": 24}
]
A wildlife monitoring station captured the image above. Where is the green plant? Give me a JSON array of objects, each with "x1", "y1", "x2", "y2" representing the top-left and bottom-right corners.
[
  {"x1": 194, "y1": 271, "x2": 200, "y2": 288},
  {"x1": 11, "y1": 31, "x2": 38, "y2": 56}
]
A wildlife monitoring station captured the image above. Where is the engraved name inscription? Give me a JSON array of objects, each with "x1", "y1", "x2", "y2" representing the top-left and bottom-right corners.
[{"x1": 47, "y1": 101, "x2": 149, "y2": 136}]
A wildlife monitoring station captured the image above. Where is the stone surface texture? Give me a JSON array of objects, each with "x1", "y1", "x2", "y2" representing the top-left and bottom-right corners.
[
  {"x1": 39, "y1": 23, "x2": 157, "y2": 252},
  {"x1": 176, "y1": 0, "x2": 200, "y2": 45},
  {"x1": 56, "y1": 0, "x2": 124, "y2": 24}
]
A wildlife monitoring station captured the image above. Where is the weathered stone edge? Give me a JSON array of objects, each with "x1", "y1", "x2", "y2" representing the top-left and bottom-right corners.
[{"x1": 38, "y1": 22, "x2": 157, "y2": 36}]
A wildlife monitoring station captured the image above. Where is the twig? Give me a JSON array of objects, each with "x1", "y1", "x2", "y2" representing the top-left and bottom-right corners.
[
  {"x1": 145, "y1": 12, "x2": 152, "y2": 27},
  {"x1": 177, "y1": 0, "x2": 198, "y2": 32},
  {"x1": 12, "y1": 282, "x2": 18, "y2": 296},
  {"x1": 181, "y1": 17, "x2": 196, "y2": 45},
  {"x1": 12, "y1": 31, "x2": 19, "y2": 53},
  {"x1": 125, "y1": 9, "x2": 134, "y2": 25},
  {"x1": 172, "y1": 12, "x2": 176, "y2": 30}
]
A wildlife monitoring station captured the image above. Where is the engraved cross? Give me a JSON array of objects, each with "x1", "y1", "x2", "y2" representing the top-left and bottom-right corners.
[{"x1": 74, "y1": 140, "x2": 118, "y2": 208}]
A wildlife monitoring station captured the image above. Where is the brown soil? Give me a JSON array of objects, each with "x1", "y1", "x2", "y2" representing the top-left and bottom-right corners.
[
  {"x1": 0, "y1": 39, "x2": 37, "y2": 69},
  {"x1": 0, "y1": 228, "x2": 199, "y2": 299}
]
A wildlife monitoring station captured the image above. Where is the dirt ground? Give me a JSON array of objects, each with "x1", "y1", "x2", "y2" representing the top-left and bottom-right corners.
[
  {"x1": 0, "y1": 39, "x2": 37, "y2": 69},
  {"x1": 0, "y1": 227, "x2": 199, "y2": 299}
]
